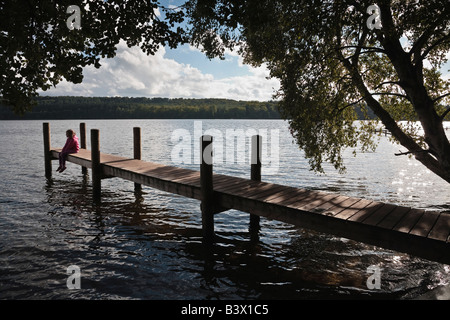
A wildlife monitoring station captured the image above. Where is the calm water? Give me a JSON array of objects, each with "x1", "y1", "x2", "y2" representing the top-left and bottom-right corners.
[{"x1": 0, "y1": 119, "x2": 449, "y2": 300}]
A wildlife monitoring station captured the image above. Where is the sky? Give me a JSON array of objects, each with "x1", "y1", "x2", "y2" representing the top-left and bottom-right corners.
[
  {"x1": 42, "y1": 40, "x2": 281, "y2": 102},
  {"x1": 41, "y1": 1, "x2": 449, "y2": 102}
]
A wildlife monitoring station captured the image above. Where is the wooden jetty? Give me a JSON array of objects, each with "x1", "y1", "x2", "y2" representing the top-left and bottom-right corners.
[{"x1": 43, "y1": 122, "x2": 450, "y2": 265}]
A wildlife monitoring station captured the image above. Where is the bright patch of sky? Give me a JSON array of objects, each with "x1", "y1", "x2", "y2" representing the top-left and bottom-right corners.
[
  {"x1": 43, "y1": 39, "x2": 280, "y2": 101},
  {"x1": 164, "y1": 44, "x2": 250, "y2": 80}
]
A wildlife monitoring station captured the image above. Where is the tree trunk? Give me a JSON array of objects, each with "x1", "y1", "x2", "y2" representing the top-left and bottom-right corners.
[{"x1": 378, "y1": 28, "x2": 450, "y2": 184}]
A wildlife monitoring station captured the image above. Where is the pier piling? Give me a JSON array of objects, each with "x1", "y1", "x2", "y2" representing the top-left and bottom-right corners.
[
  {"x1": 91, "y1": 129, "x2": 101, "y2": 200},
  {"x1": 80, "y1": 123, "x2": 87, "y2": 175},
  {"x1": 133, "y1": 127, "x2": 142, "y2": 193},
  {"x1": 200, "y1": 135, "x2": 214, "y2": 244},
  {"x1": 250, "y1": 135, "x2": 262, "y2": 232},
  {"x1": 43, "y1": 122, "x2": 52, "y2": 179}
]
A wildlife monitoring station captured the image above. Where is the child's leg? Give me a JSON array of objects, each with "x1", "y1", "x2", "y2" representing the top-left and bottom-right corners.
[
  {"x1": 57, "y1": 153, "x2": 63, "y2": 170},
  {"x1": 59, "y1": 152, "x2": 68, "y2": 171}
]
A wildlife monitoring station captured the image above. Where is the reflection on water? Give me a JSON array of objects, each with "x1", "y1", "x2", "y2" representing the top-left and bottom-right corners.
[{"x1": 0, "y1": 120, "x2": 449, "y2": 300}]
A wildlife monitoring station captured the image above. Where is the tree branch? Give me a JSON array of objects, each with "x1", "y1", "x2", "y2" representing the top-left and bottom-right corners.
[
  {"x1": 337, "y1": 45, "x2": 385, "y2": 52},
  {"x1": 372, "y1": 80, "x2": 401, "y2": 91},
  {"x1": 370, "y1": 92, "x2": 411, "y2": 101},
  {"x1": 421, "y1": 32, "x2": 450, "y2": 60},
  {"x1": 440, "y1": 106, "x2": 450, "y2": 121},
  {"x1": 433, "y1": 92, "x2": 450, "y2": 103},
  {"x1": 395, "y1": 149, "x2": 431, "y2": 156},
  {"x1": 335, "y1": 96, "x2": 365, "y2": 115},
  {"x1": 409, "y1": 21, "x2": 444, "y2": 63}
]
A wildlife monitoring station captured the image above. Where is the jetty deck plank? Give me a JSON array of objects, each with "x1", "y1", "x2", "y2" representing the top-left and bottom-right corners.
[
  {"x1": 428, "y1": 214, "x2": 450, "y2": 242},
  {"x1": 49, "y1": 147, "x2": 450, "y2": 265},
  {"x1": 410, "y1": 211, "x2": 440, "y2": 237},
  {"x1": 392, "y1": 208, "x2": 425, "y2": 233}
]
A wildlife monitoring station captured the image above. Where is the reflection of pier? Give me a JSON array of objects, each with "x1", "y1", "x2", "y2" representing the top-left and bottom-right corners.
[{"x1": 43, "y1": 122, "x2": 450, "y2": 265}]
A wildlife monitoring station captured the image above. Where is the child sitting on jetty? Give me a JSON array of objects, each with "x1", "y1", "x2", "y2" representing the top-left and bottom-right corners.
[{"x1": 57, "y1": 129, "x2": 80, "y2": 173}]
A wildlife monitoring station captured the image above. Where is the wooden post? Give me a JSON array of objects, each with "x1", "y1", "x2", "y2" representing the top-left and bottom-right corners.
[
  {"x1": 133, "y1": 127, "x2": 142, "y2": 192},
  {"x1": 91, "y1": 129, "x2": 101, "y2": 201},
  {"x1": 200, "y1": 135, "x2": 214, "y2": 244},
  {"x1": 43, "y1": 122, "x2": 52, "y2": 179},
  {"x1": 250, "y1": 135, "x2": 262, "y2": 231},
  {"x1": 80, "y1": 123, "x2": 87, "y2": 175}
]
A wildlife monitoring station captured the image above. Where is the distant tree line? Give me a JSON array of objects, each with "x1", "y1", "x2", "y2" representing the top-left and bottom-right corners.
[
  {"x1": 0, "y1": 96, "x2": 281, "y2": 120},
  {"x1": 0, "y1": 96, "x2": 378, "y2": 120}
]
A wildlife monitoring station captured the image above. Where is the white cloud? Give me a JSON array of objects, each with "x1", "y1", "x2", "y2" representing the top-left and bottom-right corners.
[{"x1": 42, "y1": 41, "x2": 280, "y2": 101}]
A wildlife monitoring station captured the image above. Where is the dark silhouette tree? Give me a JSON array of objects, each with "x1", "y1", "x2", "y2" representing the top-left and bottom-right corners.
[{"x1": 0, "y1": 0, "x2": 185, "y2": 114}]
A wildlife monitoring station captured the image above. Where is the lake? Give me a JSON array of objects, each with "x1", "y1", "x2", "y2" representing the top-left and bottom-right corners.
[{"x1": 0, "y1": 119, "x2": 449, "y2": 300}]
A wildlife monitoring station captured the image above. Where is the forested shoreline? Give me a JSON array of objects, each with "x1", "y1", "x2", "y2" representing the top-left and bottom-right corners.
[
  {"x1": 0, "y1": 96, "x2": 377, "y2": 120},
  {"x1": 0, "y1": 96, "x2": 281, "y2": 120}
]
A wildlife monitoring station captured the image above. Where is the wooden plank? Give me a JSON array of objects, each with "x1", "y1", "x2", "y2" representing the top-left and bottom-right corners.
[
  {"x1": 272, "y1": 188, "x2": 315, "y2": 207},
  {"x1": 347, "y1": 201, "x2": 384, "y2": 223},
  {"x1": 377, "y1": 205, "x2": 412, "y2": 230},
  {"x1": 211, "y1": 174, "x2": 236, "y2": 184},
  {"x1": 206, "y1": 174, "x2": 232, "y2": 188},
  {"x1": 127, "y1": 161, "x2": 177, "y2": 172},
  {"x1": 105, "y1": 159, "x2": 143, "y2": 170},
  {"x1": 334, "y1": 199, "x2": 374, "y2": 220},
  {"x1": 125, "y1": 162, "x2": 167, "y2": 172},
  {"x1": 287, "y1": 191, "x2": 336, "y2": 210},
  {"x1": 107, "y1": 158, "x2": 156, "y2": 169},
  {"x1": 428, "y1": 213, "x2": 450, "y2": 241},
  {"x1": 410, "y1": 210, "x2": 440, "y2": 237},
  {"x1": 171, "y1": 172, "x2": 200, "y2": 184},
  {"x1": 214, "y1": 175, "x2": 256, "y2": 191},
  {"x1": 147, "y1": 166, "x2": 187, "y2": 177},
  {"x1": 392, "y1": 208, "x2": 425, "y2": 233},
  {"x1": 138, "y1": 166, "x2": 187, "y2": 180},
  {"x1": 321, "y1": 197, "x2": 362, "y2": 217},
  {"x1": 213, "y1": 174, "x2": 244, "y2": 184},
  {"x1": 160, "y1": 168, "x2": 200, "y2": 181},
  {"x1": 304, "y1": 195, "x2": 350, "y2": 215},
  {"x1": 362, "y1": 203, "x2": 397, "y2": 226},
  {"x1": 137, "y1": 169, "x2": 180, "y2": 180},
  {"x1": 160, "y1": 170, "x2": 198, "y2": 182},
  {"x1": 239, "y1": 184, "x2": 290, "y2": 201},
  {"x1": 243, "y1": 183, "x2": 289, "y2": 200},
  {"x1": 263, "y1": 186, "x2": 308, "y2": 203},
  {"x1": 241, "y1": 181, "x2": 281, "y2": 196},
  {"x1": 218, "y1": 178, "x2": 260, "y2": 193},
  {"x1": 254, "y1": 185, "x2": 302, "y2": 202},
  {"x1": 169, "y1": 176, "x2": 201, "y2": 189},
  {"x1": 101, "y1": 153, "x2": 129, "y2": 163},
  {"x1": 296, "y1": 193, "x2": 341, "y2": 212},
  {"x1": 214, "y1": 177, "x2": 256, "y2": 193}
]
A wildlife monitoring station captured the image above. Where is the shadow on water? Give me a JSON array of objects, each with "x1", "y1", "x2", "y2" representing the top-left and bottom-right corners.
[{"x1": 40, "y1": 174, "x2": 449, "y2": 300}]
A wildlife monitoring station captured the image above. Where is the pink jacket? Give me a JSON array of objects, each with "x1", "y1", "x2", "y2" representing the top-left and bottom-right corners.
[{"x1": 62, "y1": 135, "x2": 80, "y2": 154}]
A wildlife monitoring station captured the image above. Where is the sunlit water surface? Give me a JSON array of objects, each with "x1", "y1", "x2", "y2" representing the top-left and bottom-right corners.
[{"x1": 0, "y1": 119, "x2": 449, "y2": 299}]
